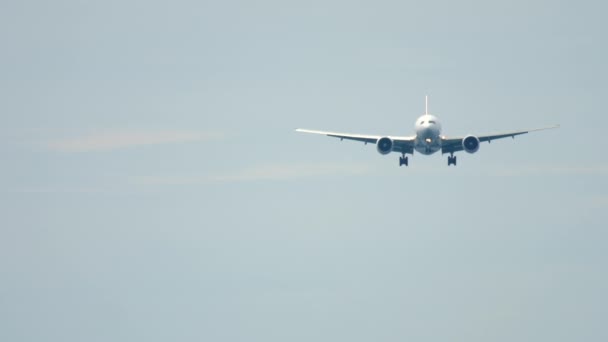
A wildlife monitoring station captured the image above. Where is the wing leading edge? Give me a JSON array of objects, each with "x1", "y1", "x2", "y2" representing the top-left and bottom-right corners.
[
  {"x1": 441, "y1": 125, "x2": 560, "y2": 154},
  {"x1": 295, "y1": 129, "x2": 415, "y2": 154}
]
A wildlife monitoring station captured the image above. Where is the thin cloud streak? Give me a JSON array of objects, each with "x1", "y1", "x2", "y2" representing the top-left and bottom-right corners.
[
  {"x1": 135, "y1": 161, "x2": 608, "y2": 187},
  {"x1": 489, "y1": 163, "x2": 608, "y2": 177},
  {"x1": 212, "y1": 161, "x2": 372, "y2": 183},
  {"x1": 10, "y1": 187, "x2": 115, "y2": 194},
  {"x1": 588, "y1": 195, "x2": 608, "y2": 209},
  {"x1": 136, "y1": 161, "x2": 372, "y2": 186},
  {"x1": 46, "y1": 130, "x2": 221, "y2": 152}
]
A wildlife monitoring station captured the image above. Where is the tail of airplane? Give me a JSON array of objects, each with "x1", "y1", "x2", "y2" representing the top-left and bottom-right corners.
[{"x1": 425, "y1": 95, "x2": 429, "y2": 115}]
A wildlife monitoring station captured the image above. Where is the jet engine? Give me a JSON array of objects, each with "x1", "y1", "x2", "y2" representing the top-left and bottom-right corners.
[
  {"x1": 462, "y1": 135, "x2": 480, "y2": 153},
  {"x1": 376, "y1": 137, "x2": 393, "y2": 155}
]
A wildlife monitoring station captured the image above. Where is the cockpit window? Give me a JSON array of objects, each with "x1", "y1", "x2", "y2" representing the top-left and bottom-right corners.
[
  {"x1": 429, "y1": 120, "x2": 436, "y2": 124},
  {"x1": 420, "y1": 121, "x2": 425, "y2": 125}
]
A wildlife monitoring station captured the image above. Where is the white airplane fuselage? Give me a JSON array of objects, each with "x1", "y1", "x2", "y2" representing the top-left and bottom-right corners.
[{"x1": 414, "y1": 114, "x2": 442, "y2": 155}]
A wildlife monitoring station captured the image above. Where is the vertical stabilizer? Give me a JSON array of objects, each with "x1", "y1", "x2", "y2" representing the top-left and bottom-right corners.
[{"x1": 425, "y1": 95, "x2": 429, "y2": 115}]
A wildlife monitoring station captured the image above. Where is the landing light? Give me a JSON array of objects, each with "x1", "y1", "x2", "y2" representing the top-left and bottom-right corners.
[{"x1": 425, "y1": 138, "x2": 432, "y2": 143}]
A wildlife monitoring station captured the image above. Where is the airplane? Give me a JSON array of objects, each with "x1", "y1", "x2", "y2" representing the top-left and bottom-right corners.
[{"x1": 296, "y1": 96, "x2": 559, "y2": 166}]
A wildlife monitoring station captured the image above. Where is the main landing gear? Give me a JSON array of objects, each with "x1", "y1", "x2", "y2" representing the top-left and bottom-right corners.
[
  {"x1": 447, "y1": 154, "x2": 457, "y2": 166},
  {"x1": 399, "y1": 154, "x2": 409, "y2": 167}
]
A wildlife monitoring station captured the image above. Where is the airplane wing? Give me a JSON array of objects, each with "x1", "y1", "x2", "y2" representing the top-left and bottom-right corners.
[
  {"x1": 296, "y1": 129, "x2": 416, "y2": 154},
  {"x1": 441, "y1": 125, "x2": 559, "y2": 154}
]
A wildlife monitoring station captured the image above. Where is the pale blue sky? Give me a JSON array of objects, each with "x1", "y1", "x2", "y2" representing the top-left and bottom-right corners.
[{"x1": 1, "y1": 0, "x2": 607, "y2": 341}]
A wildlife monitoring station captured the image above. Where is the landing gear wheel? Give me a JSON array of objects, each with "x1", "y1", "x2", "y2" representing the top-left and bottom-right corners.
[
  {"x1": 399, "y1": 156, "x2": 409, "y2": 167},
  {"x1": 447, "y1": 155, "x2": 457, "y2": 166}
]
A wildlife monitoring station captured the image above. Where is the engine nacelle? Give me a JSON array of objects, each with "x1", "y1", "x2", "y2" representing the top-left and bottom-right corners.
[
  {"x1": 462, "y1": 135, "x2": 480, "y2": 154},
  {"x1": 376, "y1": 137, "x2": 394, "y2": 155}
]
